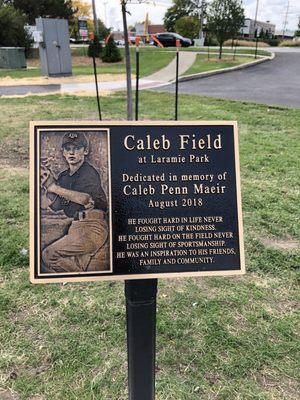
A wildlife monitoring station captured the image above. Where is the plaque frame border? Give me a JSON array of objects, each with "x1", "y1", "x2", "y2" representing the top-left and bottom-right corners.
[{"x1": 30, "y1": 121, "x2": 245, "y2": 284}]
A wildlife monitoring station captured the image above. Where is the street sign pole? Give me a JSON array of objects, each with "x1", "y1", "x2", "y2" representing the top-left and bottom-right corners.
[
  {"x1": 122, "y1": 7, "x2": 157, "y2": 399},
  {"x1": 125, "y1": 279, "x2": 158, "y2": 400},
  {"x1": 175, "y1": 39, "x2": 180, "y2": 121}
]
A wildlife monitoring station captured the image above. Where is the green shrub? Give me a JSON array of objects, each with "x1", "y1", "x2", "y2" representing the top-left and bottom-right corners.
[
  {"x1": 223, "y1": 38, "x2": 269, "y2": 47},
  {"x1": 88, "y1": 34, "x2": 102, "y2": 58},
  {"x1": 264, "y1": 38, "x2": 280, "y2": 46},
  {"x1": 204, "y1": 34, "x2": 219, "y2": 46},
  {"x1": 0, "y1": 5, "x2": 33, "y2": 56},
  {"x1": 175, "y1": 16, "x2": 200, "y2": 39},
  {"x1": 279, "y1": 39, "x2": 300, "y2": 47},
  {"x1": 101, "y1": 35, "x2": 122, "y2": 63}
]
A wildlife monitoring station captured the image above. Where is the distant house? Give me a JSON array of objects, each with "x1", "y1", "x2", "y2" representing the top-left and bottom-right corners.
[
  {"x1": 111, "y1": 30, "x2": 136, "y2": 45},
  {"x1": 275, "y1": 29, "x2": 295, "y2": 40},
  {"x1": 135, "y1": 23, "x2": 165, "y2": 38},
  {"x1": 111, "y1": 24, "x2": 166, "y2": 44},
  {"x1": 148, "y1": 25, "x2": 166, "y2": 35},
  {"x1": 241, "y1": 18, "x2": 276, "y2": 38},
  {"x1": 111, "y1": 31, "x2": 124, "y2": 41}
]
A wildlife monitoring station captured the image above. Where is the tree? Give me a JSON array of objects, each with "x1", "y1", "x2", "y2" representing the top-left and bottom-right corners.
[
  {"x1": 4, "y1": 0, "x2": 77, "y2": 25},
  {"x1": 72, "y1": 0, "x2": 90, "y2": 17},
  {"x1": 295, "y1": 17, "x2": 300, "y2": 37},
  {"x1": 101, "y1": 35, "x2": 122, "y2": 63},
  {"x1": 0, "y1": 4, "x2": 33, "y2": 54},
  {"x1": 206, "y1": 0, "x2": 245, "y2": 59},
  {"x1": 69, "y1": 0, "x2": 91, "y2": 38},
  {"x1": 88, "y1": 34, "x2": 102, "y2": 57},
  {"x1": 175, "y1": 15, "x2": 200, "y2": 39},
  {"x1": 128, "y1": 25, "x2": 136, "y2": 32},
  {"x1": 119, "y1": 0, "x2": 146, "y2": 120},
  {"x1": 163, "y1": 0, "x2": 195, "y2": 32},
  {"x1": 190, "y1": 0, "x2": 208, "y2": 41},
  {"x1": 97, "y1": 18, "x2": 110, "y2": 41}
]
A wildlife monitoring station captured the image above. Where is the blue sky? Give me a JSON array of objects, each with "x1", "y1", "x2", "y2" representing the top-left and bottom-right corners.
[{"x1": 91, "y1": 1, "x2": 299, "y2": 32}]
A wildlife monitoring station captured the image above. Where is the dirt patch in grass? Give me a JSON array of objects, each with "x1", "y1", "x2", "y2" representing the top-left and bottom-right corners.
[
  {"x1": 0, "y1": 73, "x2": 127, "y2": 87},
  {"x1": 206, "y1": 56, "x2": 243, "y2": 62},
  {"x1": 247, "y1": 273, "x2": 281, "y2": 288},
  {"x1": 26, "y1": 56, "x2": 122, "y2": 68},
  {"x1": 0, "y1": 389, "x2": 20, "y2": 400},
  {"x1": 260, "y1": 236, "x2": 299, "y2": 251},
  {"x1": 1, "y1": 89, "x2": 113, "y2": 100},
  {"x1": 255, "y1": 369, "x2": 300, "y2": 400},
  {"x1": 0, "y1": 137, "x2": 29, "y2": 168}
]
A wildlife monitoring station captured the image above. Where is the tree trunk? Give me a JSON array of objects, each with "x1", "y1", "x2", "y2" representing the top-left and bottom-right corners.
[
  {"x1": 199, "y1": 0, "x2": 204, "y2": 42},
  {"x1": 91, "y1": 0, "x2": 99, "y2": 35},
  {"x1": 121, "y1": 1, "x2": 133, "y2": 121}
]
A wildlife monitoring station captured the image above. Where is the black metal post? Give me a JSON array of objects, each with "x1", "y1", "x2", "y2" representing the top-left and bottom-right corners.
[
  {"x1": 233, "y1": 39, "x2": 238, "y2": 61},
  {"x1": 92, "y1": 37, "x2": 102, "y2": 120},
  {"x1": 255, "y1": 29, "x2": 259, "y2": 59},
  {"x1": 121, "y1": 0, "x2": 133, "y2": 120},
  {"x1": 175, "y1": 47, "x2": 179, "y2": 121},
  {"x1": 135, "y1": 43, "x2": 140, "y2": 121},
  {"x1": 125, "y1": 279, "x2": 158, "y2": 400}
]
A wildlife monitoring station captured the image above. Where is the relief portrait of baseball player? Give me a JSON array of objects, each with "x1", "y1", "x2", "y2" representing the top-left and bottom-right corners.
[{"x1": 40, "y1": 132, "x2": 109, "y2": 273}]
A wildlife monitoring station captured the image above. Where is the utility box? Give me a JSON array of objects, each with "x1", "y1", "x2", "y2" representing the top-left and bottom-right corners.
[
  {"x1": 36, "y1": 18, "x2": 72, "y2": 76},
  {"x1": 0, "y1": 47, "x2": 27, "y2": 69}
]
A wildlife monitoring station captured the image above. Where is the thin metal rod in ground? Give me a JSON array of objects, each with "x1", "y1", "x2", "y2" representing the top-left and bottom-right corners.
[
  {"x1": 233, "y1": 39, "x2": 238, "y2": 61},
  {"x1": 135, "y1": 47, "x2": 140, "y2": 121},
  {"x1": 92, "y1": 42, "x2": 101, "y2": 120},
  {"x1": 121, "y1": 0, "x2": 133, "y2": 120},
  {"x1": 175, "y1": 49, "x2": 179, "y2": 121},
  {"x1": 255, "y1": 30, "x2": 259, "y2": 59}
]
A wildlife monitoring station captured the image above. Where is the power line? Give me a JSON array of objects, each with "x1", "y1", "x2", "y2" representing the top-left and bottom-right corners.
[{"x1": 282, "y1": 0, "x2": 290, "y2": 38}]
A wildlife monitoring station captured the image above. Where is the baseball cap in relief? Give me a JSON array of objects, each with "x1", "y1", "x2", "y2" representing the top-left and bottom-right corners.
[{"x1": 62, "y1": 132, "x2": 88, "y2": 148}]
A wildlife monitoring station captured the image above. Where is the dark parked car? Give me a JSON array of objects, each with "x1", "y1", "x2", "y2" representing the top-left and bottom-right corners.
[{"x1": 153, "y1": 32, "x2": 194, "y2": 47}]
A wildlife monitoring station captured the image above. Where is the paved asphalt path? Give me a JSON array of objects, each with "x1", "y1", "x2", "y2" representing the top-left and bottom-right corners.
[
  {"x1": 0, "y1": 84, "x2": 60, "y2": 96},
  {"x1": 156, "y1": 50, "x2": 300, "y2": 108}
]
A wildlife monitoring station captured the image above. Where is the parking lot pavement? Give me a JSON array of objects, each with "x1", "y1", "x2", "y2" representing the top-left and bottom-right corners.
[{"x1": 155, "y1": 50, "x2": 300, "y2": 108}]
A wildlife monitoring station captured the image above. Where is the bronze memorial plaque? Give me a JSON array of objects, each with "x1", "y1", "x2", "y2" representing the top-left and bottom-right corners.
[{"x1": 30, "y1": 121, "x2": 245, "y2": 283}]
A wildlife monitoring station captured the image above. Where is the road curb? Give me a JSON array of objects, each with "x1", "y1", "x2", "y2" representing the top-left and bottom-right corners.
[{"x1": 177, "y1": 53, "x2": 275, "y2": 83}]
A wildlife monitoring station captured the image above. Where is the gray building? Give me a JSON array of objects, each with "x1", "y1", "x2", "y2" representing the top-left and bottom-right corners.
[
  {"x1": 275, "y1": 29, "x2": 295, "y2": 39},
  {"x1": 241, "y1": 18, "x2": 276, "y2": 38}
]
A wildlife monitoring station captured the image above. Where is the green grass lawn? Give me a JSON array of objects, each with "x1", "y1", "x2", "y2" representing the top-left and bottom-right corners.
[
  {"x1": 0, "y1": 47, "x2": 271, "y2": 80},
  {"x1": 0, "y1": 92, "x2": 299, "y2": 399},
  {"x1": 161, "y1": 46, "x2": 271, "y2": 57},
  {"x1": 0, "y1": 48, "x2": 175, "y2": 80},
  {"x1": 71, "y1": 45, "x2": 271, "y2": 57},
  {"x1": 183, "y1": 54, "x2": 254, "y2": 76},
  {"x1": 121, "y1": 45, "x2": 271, "y2": 57}
]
